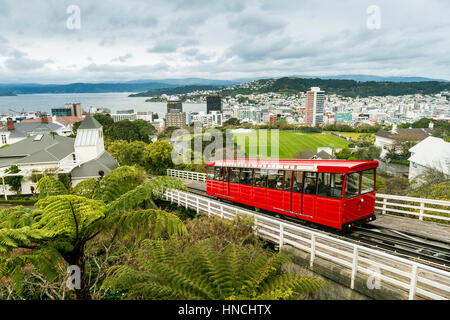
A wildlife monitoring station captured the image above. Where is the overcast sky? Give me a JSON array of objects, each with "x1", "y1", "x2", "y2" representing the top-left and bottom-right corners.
[{"x1": 0, "y1": 0, "x2": 449, "y2": 83}]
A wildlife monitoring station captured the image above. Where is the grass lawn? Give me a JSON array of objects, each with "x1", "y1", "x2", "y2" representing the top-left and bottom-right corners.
[
  {"x1": 233, "y1": 130, "x2": 349, "y2": 159},
  {"x1": 325, "y1": 131, "x2": 375, "y2": 142}
]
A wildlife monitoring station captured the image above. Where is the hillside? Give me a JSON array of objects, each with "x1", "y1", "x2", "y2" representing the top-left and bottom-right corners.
[
  {"x1": 221, "y1": 77, "x2": 450, "y2": 97},
  {"x1": 128, "y1": 85, "x2": 229, "y2": 97}
]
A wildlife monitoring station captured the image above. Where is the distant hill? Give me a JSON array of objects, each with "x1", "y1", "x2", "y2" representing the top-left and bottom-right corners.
[
  {"x1": 0, "y1": 82, "x2": 178, "y2": 94},
  {"x1": 222, "y1": 77, "x2": 450, "y2": 97},
  {"x1": 129, "y1": 85, "x2": 229, "y2": 97},
  {"x1": 0, "y1": 78, "x2": 240, "y2": 94},
  {"x1": 291, "y1": 74, "x2": 449, "y2": 82},
  {"x1": 0, "y1": 92, "x2": 17, "y2": 96}
]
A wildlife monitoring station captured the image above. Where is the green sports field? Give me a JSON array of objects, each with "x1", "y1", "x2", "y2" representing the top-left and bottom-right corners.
[{"x1": 233, "y1": 130, "x2": 349, "y2": 159}]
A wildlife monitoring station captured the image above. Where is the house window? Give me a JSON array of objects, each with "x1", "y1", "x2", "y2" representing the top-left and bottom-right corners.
[
  {"x1": 72, "y1": 154, "x2": 76, "y2": 163},
  {"x1": 1, "y1": 135, "x2": 6, "y2": 144}
]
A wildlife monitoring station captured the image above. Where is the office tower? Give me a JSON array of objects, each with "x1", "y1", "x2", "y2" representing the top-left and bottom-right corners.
[
  {"x1": 206, "y1": 95, "x2": 222, "y2": 114},
  {"x1": 167, "y1": 99, "x2": 183, "y2": 114},
  {"x1": 304, "y1": 87, "x2": 325, "y2": 126},
  {"x1": 165, "y1": 112, "x2": 186, "y2": 128},
  {"x1": 64, "y1": 103, "x2": 83, "y2": 117}
]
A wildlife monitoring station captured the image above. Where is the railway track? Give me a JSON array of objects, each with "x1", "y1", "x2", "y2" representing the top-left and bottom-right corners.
[{"x1": 184, "y1": 184, "x2": 450, "y2": 270}]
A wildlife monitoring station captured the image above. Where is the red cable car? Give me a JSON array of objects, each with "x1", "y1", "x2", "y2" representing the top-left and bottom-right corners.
[{"x1": 206, "y1": 159, "x2": 379, "y2": 230}]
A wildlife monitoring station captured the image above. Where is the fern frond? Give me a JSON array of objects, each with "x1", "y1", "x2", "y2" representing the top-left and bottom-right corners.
[
  {"x1": 103, "y1": 239, "x2": 325, "y2": 300},
  {"x1": 35, "y1": 176, "x2": 68, "y2": 199},
  {"x1": 99, "y1": 209, "x2": 187, "y2": 240},
  {"x1": 34, "y1": 195, "x2": 105, "y2": 240},
  {"x1": 105, "y1": 176, "x2": 187, "y2": 216},
  {"x1": 71, "y1": 178, "x2": 99, "y2": 198},
  {"x1": 93, "y1": 166, "x2": 147, "y2": 203}
]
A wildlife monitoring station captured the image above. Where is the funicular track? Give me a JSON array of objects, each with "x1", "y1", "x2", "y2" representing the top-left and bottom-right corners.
[{"x1": 186, "y1": 184, "x2": 450, "y2": 270}]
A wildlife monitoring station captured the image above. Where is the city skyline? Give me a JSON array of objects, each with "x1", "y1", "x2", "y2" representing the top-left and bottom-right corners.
[{"x1": 0, "y1": 0, "x2": 449, "y2": 83}]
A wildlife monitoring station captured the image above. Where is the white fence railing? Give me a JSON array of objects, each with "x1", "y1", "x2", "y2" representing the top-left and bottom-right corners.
[
  {"x1": 167, "y1": 169, "x2": 206, "y2": 182},
  {"x1": 167, "y1": 169, "x2": 450, "y2": 223},
  {"x1": 376, "y1": 193, "x2": 450, "y2": 222},
  {"x1": 163, "y1": 189, "x2": 450, "y2": 300}
]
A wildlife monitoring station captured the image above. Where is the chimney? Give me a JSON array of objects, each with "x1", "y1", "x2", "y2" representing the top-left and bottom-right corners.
[
  {"x1": 6, "y1": 118, "x2": 14, "y2": 130},
  {"x1": 41, "y1": 114, "x2": 49, "y2": 123}
]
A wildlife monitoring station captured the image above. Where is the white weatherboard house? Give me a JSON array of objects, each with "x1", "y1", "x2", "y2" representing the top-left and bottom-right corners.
[
  {"x1": 0, "y1": 115, "x2": 119, "y2": 197},
  {"x1": 408, "y1": 136, "x2": 450, "y2": 180}
]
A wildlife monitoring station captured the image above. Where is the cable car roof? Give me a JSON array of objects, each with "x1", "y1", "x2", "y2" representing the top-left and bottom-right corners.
[{"x1": 206, "y1": 159, "x2": 378, "y2": 173}]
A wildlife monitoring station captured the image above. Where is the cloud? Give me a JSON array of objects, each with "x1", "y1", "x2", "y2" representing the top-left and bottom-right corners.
[
  {"x1": 0, "y1": 0, "x2": 448, "y2": 82},
  {"x1": 4, "y1": 56, "x2": 53, "y2": 70},
  {"x1": 112, "y1": 53, "x2": 133, "y2": 63}
]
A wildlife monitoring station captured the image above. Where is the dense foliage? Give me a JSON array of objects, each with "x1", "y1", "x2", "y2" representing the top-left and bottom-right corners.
[
  {"x1": 0, "y1": 167, "x2": 187, "y2": 299},
  {"x1": 221, "y1": 77, "x2": 450, "y2": 98},
  {"x1": 103, "y1": 239, "x2": 324, "y2": 300}
]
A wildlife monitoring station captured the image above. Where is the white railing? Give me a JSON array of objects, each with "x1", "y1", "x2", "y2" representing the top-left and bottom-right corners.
[
  {"x1": 167, "y1": 169, "x2": 450, "y2": 224},
  {"x1": 163, "y1": 189, "x2": 450, "y2": 300},
  {"x1": 167, "y1": 169, "x2": 206, "y2": 182},
  {"x1": 376, "y1": 193, "x2": 450, "y2": 222}
]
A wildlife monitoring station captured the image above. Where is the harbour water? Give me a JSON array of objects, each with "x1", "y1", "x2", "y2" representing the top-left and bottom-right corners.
[{"x1": 0, "y1": 92, "x2": 206, "y2": 118}]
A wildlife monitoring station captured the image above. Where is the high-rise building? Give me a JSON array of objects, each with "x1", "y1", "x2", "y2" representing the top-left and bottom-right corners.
[
  {"x1": 304, "y1": 87, "x2": 325, "y2": 126},
  {"x1": 64, "y1": 103, "x2": 83, "y2": 117},
  {"x1": 165, "y1": 112, "x2": 186, "y2": 128},
  {"x1": 167, "y1": 99, "x2": 182, "y2": 114},
  {"x1": 206, "y1": 95, "x2": 222, "y2": 114}
]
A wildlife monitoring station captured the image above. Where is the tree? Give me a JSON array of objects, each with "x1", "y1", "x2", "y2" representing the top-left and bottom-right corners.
[
  {"x1": 144, "y1": 141, "x2": 174, "y2": 175},
  {"x1": 107, "y1": 140, "x2": 147, "y2": 167},
  {"x1": 335, "y1": 148, "x2": 353, "y2": 160},
  {"x1": 0, "y1": 166, "x2": 187, "y2": 300},
  {"x1": 353, "y1": 146, "x2": 381, "y2": 161},
  {"x1": 4, "y1": 165, "x2": 23, "y2": 195},
  {"x1": 223, "y1": 118, "x2": 240, "y2": 126},
  {"x1": 133, "y1": 119, "x2": 156, "y2": 142},
  {"x1": 106, "y1": 120, "x2": 141, "y2": 142},
  {"x1": 102, "y1": 239, "x2": 325, "y2": 300}
]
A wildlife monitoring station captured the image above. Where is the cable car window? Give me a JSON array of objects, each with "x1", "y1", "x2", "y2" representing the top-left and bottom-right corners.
[
  {"x1": 345, "y1": 173, "x2": 360, "y2": 198},
  {"x1": 229, "y1": 168, "x2": 240, "y2": 183},
  {"x1": 292, "y1": 172, "x2": 303, "y2": 193},
  {"x1": 207, "y1": 167, "x2": 215, "y2": 180},
  {"x1": 303, "y1": 172, "x2": 318, "y2": 195},
  {"x1": 253, "y1": 170, "x2": 267, "y2": 188},
  {"x1": 361, "y1": 169, "x2": 375, "y2": 194},
  {"x1": 214, "y1": 167, "x2": 223, "y2": 181},
  {"x1": 317, "y1": 173, "x2": 344, "y2": 199},
  {"x1": 240, "y1": 169, "x2": 253, "y2": 186},
  {"x1": 267, "y1": 170, "x2": 284, "y2": 190},
  {"x1": 223, "y1": 167, "x2": 229, "y2": 182},
  {"x1": 284, "y1": 171, "x2": 293, "y2": 191}
]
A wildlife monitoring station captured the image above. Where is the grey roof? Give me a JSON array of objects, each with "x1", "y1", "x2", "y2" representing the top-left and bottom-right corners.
[
  {"x1": 78, "y1": 115, "x2": 102, "y2": 130},
  {"x1": 295, "y1": 149, "x2": 315, "y2": 159},
  {"x1": 375, "y1": 128, "x2": 431, "y2": 141},
  {"x1": 0, "y1": 134, "x2": 74, "y2": 167},
  {"x1": 1, "y1": 122, "x2": 62, "y2": 136},
  {"x1": 70, "y1": 151, "x2": 119, "y2": 178},
  {"x1": 316, "y1": 150, "x2": 333, "y2": 160}
]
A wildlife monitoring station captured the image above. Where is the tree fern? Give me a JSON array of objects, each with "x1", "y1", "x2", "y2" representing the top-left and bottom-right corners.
[
  {"x1": 102, "y1": 239, "x2": 325, "y2": 300},
  {"x1": 71, "y1": 178, "x2": 99, "y2": 199},
  {"x1": 105, "y1": 176, "x2": 187, "y2": 215},
  {"x1": 93, "y1": 166, "x2": 146, "y2": 203},
  {"x1": 35, "y1": 176, "x2": 68, "y2": 199}
]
